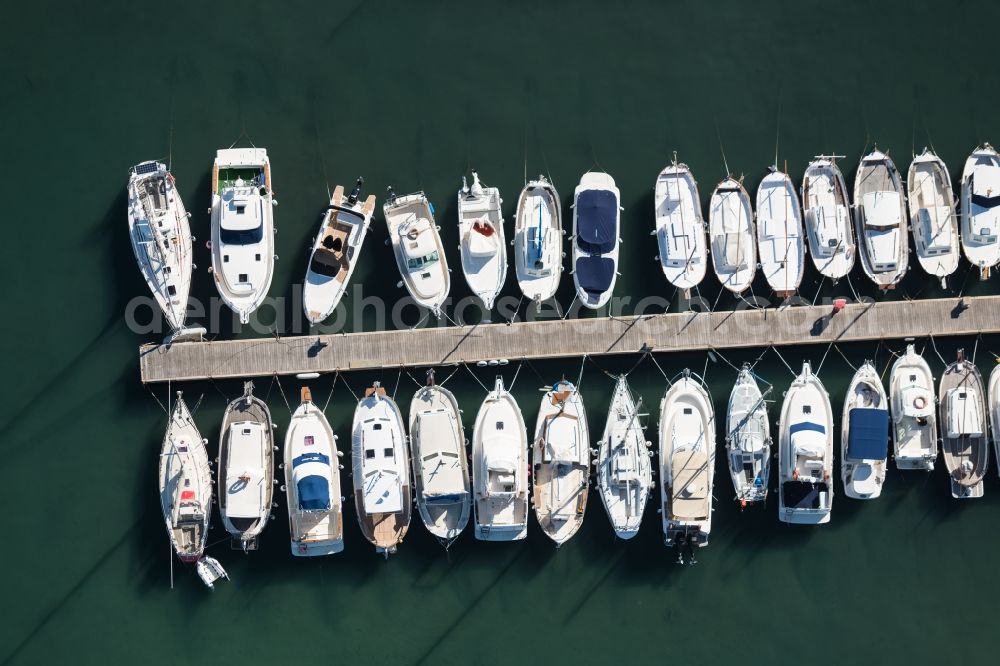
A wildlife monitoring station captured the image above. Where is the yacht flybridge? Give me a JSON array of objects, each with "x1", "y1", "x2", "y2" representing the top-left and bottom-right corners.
[
  {"x1": 458, "y1": 171, "x2": 507, "y2": 310},
  {"x1": 854, "y1": 150, "x2": 908, "y2": 289},
  {"x1": 778, "y1": 362, "x2": 833, "y2": 524},
  {"x1": 302, "y1": 178, "x2": 376, "y2": 324},
  {"x1": 655, "y1": 159, "x2": 707, "y2": 293},
  {"x1": 756, "y1": 167, "x2": 804, "y2": 299},
  {"x1": 210, "y1": 148, "x2": 276, "y2": 324},
  {"x1": 907, "y1": 149, "x2": 959, "y2": 286},
  {"x1": 384, "y1": 189, "x2": 450, "y2": 316},
  {"x1": 960, "y1": 143, "x2": 1000, "y2": 278},
  {"x1": 514, "y1": 175, "x2": 563, "y2": 305},
  {"x1": 127, "y1": 161, "x2": 194, "y2": 334},
  {"x1": 889, "y1": 344, "x2": 938, "y2": 471},
  {"x1": 708, "y1": 176, "x2": 755, "y2": 294},
  {"x1": 801, "y1": 157, "x2": 855, "y2": 281},
  {"x1": 572, "y1": 172, "x2": 621, "y2": 309}
]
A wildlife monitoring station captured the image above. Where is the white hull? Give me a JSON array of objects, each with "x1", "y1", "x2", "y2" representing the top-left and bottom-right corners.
[
  {"x1": 801, "y1": 158, "x2": 855, "y2": 280},
  {"x1": 708, "y1": 177, "x2": 755, "y2": 293},
  {"x1": 989, "y1": 365, "x2": 1000, "y2": 477},
  {"x1": 907, "y1": 150, "x2": 959, "y2": 281},
  {"x1": 572, "y1": 172, "x2": 621, "y2": 309},
  {"x1": 726, "y1": 366, "x2": 770, "y2": 505},
  {"x1": 889, "y1": 345, "x2": 938, "y2": 471},
  {"x1": 127, "y1": 161, "x2": 192, "y2": 331},
  {"x1": 159, "y1": 393, "x2": 211, "y2": 563},
  {"x1": 756, "y1": 169, "x2": 805, "y2": 297},
  {"x1": 514, "y1": 176, "x2": 563, "y2": 304},
  {"x1": 939, "y1": 357, "x2": 988, "y2": 499},
  {"x1": 596, "y1": 376, "x2": 651, "y2": 539},
  {"x1": 840, "y1": 362, "x2": 888, "y2": 500},
  {"x1": 778, "y1": 362, "x2": 833, "y2": 524},
  {"x1": 854, "y1": 150, "x2": 908, "y2": 288},
  {"x1": 656, "y1": 163, "x2": 707, "y2": 290},
  {"x1": 384, "y1": 192, "x2": 450, "y2": 314},
  {"x1": 960, "y1": 143, "x2": 1000, "y2": 278},
  {"x1": 458, "y1": 172, "x2": 507, "y2": 310}
]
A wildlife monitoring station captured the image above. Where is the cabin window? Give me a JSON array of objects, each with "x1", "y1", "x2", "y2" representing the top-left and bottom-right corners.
[
  {"x1": 223, "y1": 255, "x2": 229, "y2": 263},
  {"x1": 255, "y1": 253, "x2": 261, "y2": 261},
  {"x1": 365, "y1": 449, "x2": 375, "y2": 459},
  {"x1": 683, "y1": 407, "x2": 692, "y2": 415},
  {"x1": 242, "y1": 427, "x2": 252, "y2": 435},
  {"x1": 304, "y1": 436, "x2": 314, "y2": 446},
  {"x1": 496, "y1": 422, "x2": 504, "y2": 430},
  {"x1": 384, "y1": 447, "x2": 394, "y2": 458},
  {"x1": 236, "y1": 205, "x2": 246, "y2": 215},
  {"x1": 167, "y1": 285, "x2": 176, "y2": 296},
  {"x1": 972, "y1": 193, "x2": 1000, "y2": 209},
  {"x1": 239, "y1": 273, "x2": 248, "y2": 283},
  {"x1": 373, "y1": 423, "x2": 382, "y2": 430},
  {"x1": 803, "y1": 405, "x2": 812, "y2": 414}
]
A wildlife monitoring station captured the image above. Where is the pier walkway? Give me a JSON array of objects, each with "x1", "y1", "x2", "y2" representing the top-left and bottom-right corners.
[{"x1": 139, "y1": 295, "x2": 1000, "y2": 383}]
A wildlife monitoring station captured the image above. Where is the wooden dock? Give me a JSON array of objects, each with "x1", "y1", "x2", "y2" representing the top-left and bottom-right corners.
[{"x1": 139, "y1": 295, "x2": 1000, "y2": 383}]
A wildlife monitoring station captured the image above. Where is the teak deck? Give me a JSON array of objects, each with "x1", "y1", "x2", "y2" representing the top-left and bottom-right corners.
[{"x1": 140, "y1": 295, "x2": 1000, "y2": 383}]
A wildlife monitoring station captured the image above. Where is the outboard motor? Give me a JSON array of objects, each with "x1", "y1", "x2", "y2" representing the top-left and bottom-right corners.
[{"x1": 348, "y1": 177, "x2": 364, "y2": 205}]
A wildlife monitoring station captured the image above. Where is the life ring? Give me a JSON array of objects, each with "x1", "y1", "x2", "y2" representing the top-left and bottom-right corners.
[{"x1": 913, "y1": 395, "x2": 927, "y2": 410}]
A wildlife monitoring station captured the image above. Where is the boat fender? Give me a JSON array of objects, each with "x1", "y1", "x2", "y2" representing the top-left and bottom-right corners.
[{"x1": 205, "y1": 240, "x2": 212, "y2": 250}]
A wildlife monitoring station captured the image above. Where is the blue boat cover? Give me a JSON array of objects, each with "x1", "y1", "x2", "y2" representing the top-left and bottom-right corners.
[
  {"x1": 789, "y1": 421, "x2": 826, "y2": 435},
  {"x1": 576, "y1": 190, "x2": 617, "y2": 254},
  {"x1": 293, "y1": 452, "x2": 330, "y2": 468},
  {"x1": 846, "y1": 408, "x2": 888, "y2": 460},
  {"x1": 576, "y1": 256, "x2": 615, "y2": 298},
  {"x1": 297, "y1": 475, "x2": 331, "y2": 511}
]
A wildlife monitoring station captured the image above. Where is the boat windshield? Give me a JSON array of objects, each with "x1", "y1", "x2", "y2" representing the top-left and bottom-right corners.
[
  {"x1": 972, "y1": 193, "x2": 1000, "y2": 209},
  {"x1": 407, "y1": 251, "x2": 439, "y2": 270},
  {"x1": 220, "y1": 223, "x2": 264, "y2": 245},
  {"x1": 309, "y1": 252, "x2": 341, "y2": 277}
]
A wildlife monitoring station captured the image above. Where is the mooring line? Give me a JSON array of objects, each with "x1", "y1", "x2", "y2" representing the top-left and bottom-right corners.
[{"x1": 769, "y1": 345, "x2": 797, "y2": 377}]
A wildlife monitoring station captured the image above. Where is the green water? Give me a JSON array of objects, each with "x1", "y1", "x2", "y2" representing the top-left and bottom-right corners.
[{"x1": 3, "y1": 1, "x2": 1000, "y2": 663}]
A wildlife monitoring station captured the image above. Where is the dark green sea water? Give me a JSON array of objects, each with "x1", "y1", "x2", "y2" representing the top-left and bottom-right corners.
[{"x1": 3, "y1": 1, "x2": 1000, "y2": 663}]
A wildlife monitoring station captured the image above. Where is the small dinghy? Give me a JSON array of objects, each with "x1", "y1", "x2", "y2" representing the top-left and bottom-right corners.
[
  {"x1": 210, "y1": 148, "x2": 276, "y2": 323},
  {"x1": 409, "y1": 373, "x2": 471, "y2": 548},
  {"x1": 778, "y1": 362, "x2": 833, "y2": 524},
  {"x1": 853, "y1": 150, "x2": 909, "y2": 289},
  {"x1": 907, "y1": 149, "x2": 959, "y2": 286},
  {"x1": 840, "y1": 362, "x2": 889, "y2": 500},
  {"x1": 655, "y1": 159, "x2": 707, "y2": 293},
  {"x1": 708, "y1": 177, "x2": 755, "y2": 294},
  {"x1": 384, "y1": 189, "x2": 450, "y2": 316},
  {"x1": 302, "y1": 178, "x2": 376, "y2": 324},
  {"x1": 472, "y1": 377, "x2": 529, "y2": 541},
  {"x1": 572, "y1": 172, "x2": 621, "y2": 309},
  {"x1": 595, "y1": 375, "x2": 652, "y2": 539},
  {"x1": 195, "y1": 557, "x2": 228, "y2": 590},
  {"x1": 459, "y1": 171, "x2": 506, "y2": 310},
  {"x1": 889, "y1": 344, "x2": 938, "y2": 471},
  {"x1": 939, "y1": 351, "x2": 989, "y2": 499},
  {"x1": 285, "y1": 386, "x2": 344, "y2": 557},
  {"x1": 658, "y1": 370, "x2": 715, "y2": 552},
  {"x1": 514, "y1": 175, "x2": 563, "y2": 305},
  {"x1": 989, "y1": 364, "x2": 1000, "y2": 476},
  {"x1": 352, "y1": 383, "x2": 411, "y2": 555},
  {"x1": 218, "y1": 381, "x2": 275, "y2": 550},
  {"x1": 726, "y1": 365, "x2": 770, "y2": 507},
  {"x1": 960, "y1": 143, "x2": 1000, "y2": 278},
  {"x1": 801, "y1": 157, "x2": 855, "y2": 281},
  {"x1": 127, "y1": 161, "x2": 193, "y2": 332},
  {"x1": 532, "y1": 379, "x2": 590, "y2": 547},
  {"x1": 756, "y1": 167, "x2": 804, "y2": 299}
]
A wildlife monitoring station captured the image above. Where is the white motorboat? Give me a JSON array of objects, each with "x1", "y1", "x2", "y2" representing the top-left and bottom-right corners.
[
  {"x1": 756, "y1": 167, "x2": 805, "y2": 298},
  {"x1": 801, "y1": 157, "x2": 855, "y2": 281},
  {"x1": 384, "y1": 189, "x2": 450, "y2": 316},
  {"x1": 532, "y1": 379, "x2": 589, "y2": 547},
  {"x1": 472, "y1": 377, "x2": 529, "y2": 541},
  {"x1": 708, "y1": 177, "x2": 755, "y2": 294},
  {"x1": 840, "y1": 362, "x2": 889, "y2": 500},
  {"x1": 302, "y1": 178, "x2": 376, "y2": 324},
  {"x1": 889, "y1": 344, "x2": 938, "y2": 471},
  {"x1": 960, "y1": 143, "x2": 1000, "y2": 278},
  {"x1": 989, "y1": 364, "x2": 1000, "y2": 476},
  {"x1": 655, "y1": 160, "x2": 707, "y2": 292},
  {"x1": 514, "y1": 175, "x2": 563, "y2": 305},
  {"x1": 726, "y1": 365, "x2": 770, "y2": 506},
  {"x1": 127, "y1": 161, "x2": 193, "y2": 332},
  {"x1": 285, "y1": 386, "x2": 344, "y2": 557},
  {"x1": 458, "y1": 171, "x2": 506, "y2": 310},
  {"x1": 778, "y1": 362, "x2": 833, "y2": 524},
  {"x1": 572, "y1": 172, "x2": 621, "y2": 309},
  {"x1": 939, "y1": 351, "x2": 989, "y2": 499},
  {"x1": 218, "y1": 381, "x2": 275, "y2": 550},
  {"x1": 853, "y1": 150, "x2": 909, "y2": 289},
  {"x1": 409, "y1": 376, "x2": 470, "y2": 548},
  {"x1": 210, "y1": 148, "x2": 276, "y2": 324},
  {"x1": 907, "y1": 149, "x2": 959, "y2": 286},
  {"x1": 658, "y1": 370, "x2": 715, "y2": 550},
  {"x1": 352, "y1": 383, "x2": 411, "y2": 554},
  {"x1": 595, "y1": 375, "x2": 652, "y2": 539}
]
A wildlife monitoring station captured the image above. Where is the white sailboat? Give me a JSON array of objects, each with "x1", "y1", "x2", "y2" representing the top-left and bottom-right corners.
[
  {"x1": 595, "y1": 375, "x2": 652, "y2": 539},
  {"x1": 218, "y1": 381, "x2": 275, "y2": 550},
  {"x1": 302, "y1": 178, "x2": 376, "y2": 324},
  {"x1": 127, "y1": 161, "x2": 193, "y2": 332},
  {"x1": 352, "y1": 383, "x2": 411, "y2": 554},
  {"x1": 384, "y1": 189, "x2": 450, "y2": 316},
  {"x1": 907, "y1": 149, "x2": 959, "y2": 286},
  {"x1": 409, "y1": 376, "x2": 470, "y2": 548},
  {"x1": 210, "y1": 148, "x2": 276, "y2": 324},
  {"x1": 514, "y1": 175, "x2": 563, "y2": 305},
  {"x1": 756, "y1": 167, "x2": 805, "y2": 298},
  {"x1": 801, "y1": 157, "x2": 855, "y2": 281},
  {"x1": 572, "y1": 172, "x2": 621, "y2": 309},
  {"x1": 655, "y1": 160, "x2": 707, "y2": 292},
  {"x1": 989, "y1": 364, "x2": 1000, "y2": 476},
  {"x1": 285, "y1": 386, "x2": 344, "y2": 557},
  {"x1": 472, "y1": 377, "x2": 529, "y2": 541},
  {"x1": 778, "y1": 362, "x2": 833, "y2": 524},
  {"x1": 960, "y1": 143, "x2": 1000, "y2": 278},
  {"x1": 939, "y1": 351, "x2": 989, "y2": 499},
  {"x1": 458, "y1": 171, "x2": 506, "y2": 310},
  {"x1": 853, "y1": 150, "x2": 909, "y2": 289},
  {"x1": 658, "y1": 371, "x2": 715, "y2": 550},
  {"x1": 726, "y1": 365, "x2": 770, "y2": 506},
  {"x1": 708, "y1": 177, "x2": 756, "y2": 294},
  {"x1": 840, "y1": 362, "x2": 889, "y2": 500},
  {"x1": 532, "y1": 379, "x2": 589, "y2": 547},
  {"x1": 889, "y1": 344, "x2": 938, "y2": 471}
]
